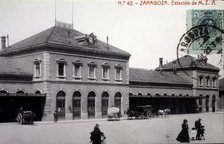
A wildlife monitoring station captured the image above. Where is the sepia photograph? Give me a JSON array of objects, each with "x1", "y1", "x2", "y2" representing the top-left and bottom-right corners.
[{"x1": 0, "y1": 0, "x2": 224, "y2": 143}]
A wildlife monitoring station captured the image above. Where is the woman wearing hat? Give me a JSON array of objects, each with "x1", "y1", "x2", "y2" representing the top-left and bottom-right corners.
[{"x1": 176, "y1": 119, "x2": 190, "y2": 142}]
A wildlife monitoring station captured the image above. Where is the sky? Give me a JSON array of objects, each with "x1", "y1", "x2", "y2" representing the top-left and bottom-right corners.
[{"x1": 0, "y1": 0, "x2": 223, "y2": 75}]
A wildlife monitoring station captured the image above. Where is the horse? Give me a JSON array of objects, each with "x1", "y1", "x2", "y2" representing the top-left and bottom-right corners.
[{"x1": 158, "y1": 108, "x2": 171, "y2": 118}]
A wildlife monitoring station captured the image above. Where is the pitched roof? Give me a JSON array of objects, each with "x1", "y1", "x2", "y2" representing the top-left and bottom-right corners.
[
  {"x1": 0, "y1": 57, "x2": 32, "y2": 76},
  {"x1": 129, "y1": 68, "x2": 192, "y2": 85},
  {"x1": 155, "y1": 55, "x2": 220, "y2": 71},
  {"x1": 2, "y1": 26, "x2": 130, "y2": 58}
]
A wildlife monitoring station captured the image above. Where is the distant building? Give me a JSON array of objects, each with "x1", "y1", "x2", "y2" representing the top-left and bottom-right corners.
[
  {"x1": 0, "y1": 23, "x2": 220, "y2": 122},
  {"x1": 129, "y1": 56, "x2": 220, "y2": 114}
]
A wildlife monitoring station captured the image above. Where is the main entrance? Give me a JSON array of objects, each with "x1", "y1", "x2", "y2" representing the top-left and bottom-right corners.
[
  {"x1": 0, "y1": 94, "x2": 46, "y2": 122},
  {"x1": 129, "y1": 95, "x2": 199, "y2": 114}
]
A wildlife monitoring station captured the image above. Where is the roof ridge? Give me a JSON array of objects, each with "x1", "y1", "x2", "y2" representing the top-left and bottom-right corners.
[{"x1": 45, "y1": 26, "x2": 56, "y2": 44}]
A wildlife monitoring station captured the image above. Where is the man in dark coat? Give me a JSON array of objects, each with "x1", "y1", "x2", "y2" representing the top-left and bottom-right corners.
[
  {"x1": 90, "y1": 124, "x2": 106, "y2": 144},
  {"x1": 195, "y1": 118, "x2": 202, "y2": 140}
]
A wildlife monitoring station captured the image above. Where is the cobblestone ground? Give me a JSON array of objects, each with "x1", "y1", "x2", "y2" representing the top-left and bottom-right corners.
[{"x1": 0, "y1": 113, "x2": 223, "y2": 144}]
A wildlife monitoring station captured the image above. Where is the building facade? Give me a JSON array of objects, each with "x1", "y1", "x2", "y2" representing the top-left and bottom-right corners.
[{"x1": 0, "y1": 23, "x2": 221, "y2": 122}]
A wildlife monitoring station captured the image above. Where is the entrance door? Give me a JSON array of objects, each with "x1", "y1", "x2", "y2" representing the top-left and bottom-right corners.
[
  {"x1": 115, "y1": 92, "x2": 122, "y2": 110},
  {"x1": 102, "y1": 92, "x2": 109, "y2": 118},
  {"x1": 206, "y1": 95, "x2": 209, "y2": 112},
  {"x1": 88, "y1": 91, "x2": 95, "y2": 118},
  {"x1": 212, "y1": 95, "x2": 216, "y2": 112},
  {"x1": 73, "y1": 91, "x2": 81, "y2": 119},
  {"x1": 56, "y1": 91, "x2": 66, "y2": 119}
]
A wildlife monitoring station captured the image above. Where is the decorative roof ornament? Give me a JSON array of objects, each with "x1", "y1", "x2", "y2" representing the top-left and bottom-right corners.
[{"x1": 83, "y1": 33, "x2": 98, "y2": 48}]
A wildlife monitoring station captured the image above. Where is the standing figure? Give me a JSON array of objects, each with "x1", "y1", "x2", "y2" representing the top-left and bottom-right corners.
[
  {"x1": 90, "y1": 124, "x2": 106, "y2": 144},
  {"x1": 195, "y1": 118, "x2": 202, "y2": 140},
  {"x1": 54, "y1": 109, "x2": 58, "y2": 122},
  {"x1": 176, "y1": 119, "x2": 190, "y2": 143}
]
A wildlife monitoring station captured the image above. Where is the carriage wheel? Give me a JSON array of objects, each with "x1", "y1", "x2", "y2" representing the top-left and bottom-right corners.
[{"x1": 147, "y1": 111, "x2": 152, "y2": 118}]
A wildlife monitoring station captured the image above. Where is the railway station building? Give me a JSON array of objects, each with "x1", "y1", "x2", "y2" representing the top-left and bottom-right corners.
[{"x1": 0, "y1": 23, "x2": 221, "y2": 122}]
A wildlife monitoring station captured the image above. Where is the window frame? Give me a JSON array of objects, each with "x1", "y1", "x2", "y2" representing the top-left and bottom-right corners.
[
  {"x1": 88, "y1": 62, "x2": 97, "y2": 80},
  {"x1": 115, "y1": 64, "x2": 123, "y2": 82},
  {"x1": 102, "y1": 63, "x2": 110, "y2": 81},
  {"x1": 72, "y1": 60, "x2": 83, "y2": 80},
  {"x1": 33, "y1": 58, "x2": 42, "y2": 79},
  {"x1": 56, "y1": 59, "x2": 67, "y2": 79}
]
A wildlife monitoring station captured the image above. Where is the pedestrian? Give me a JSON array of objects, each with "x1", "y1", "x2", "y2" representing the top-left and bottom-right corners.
[
  {"x1": 191, "y1": 127, "x2": 197, "y2": 140},
  {"x1": 90, "y1": 124, "x2": 106, "y2": 144},
  {"x1": 54, "y1": 109, "x2": 58, "y2": 122},
  {"x1": 195, "y1": 118, "x2": 203, "y2": 140},
  {"x1": 176, "y1": 119, "x2": 190, "y2": 143}
]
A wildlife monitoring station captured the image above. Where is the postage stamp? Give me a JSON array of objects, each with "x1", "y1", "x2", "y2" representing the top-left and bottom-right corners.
[
  {"x1": 176, "y1": 10, "x2": 224, "y2": 79},
  {"x1": 186, "y1": 10, "x2": 223, "y2": 54}
]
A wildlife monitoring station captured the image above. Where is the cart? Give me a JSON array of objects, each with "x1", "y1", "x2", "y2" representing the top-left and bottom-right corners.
[
  {"x1": 127, "y1": 105, "x2": 156, "y2": 119},
  {"x1": 107, "y1": 107, "x2": 122, "y2": 121},
  {"x1": 16, "y1": 110, "x2": 35, "y2": 125}
]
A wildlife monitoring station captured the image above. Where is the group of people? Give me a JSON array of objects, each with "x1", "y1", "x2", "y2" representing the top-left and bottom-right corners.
[{"x1": 176, "y1": 118, "x2": 205, "y2": 143}]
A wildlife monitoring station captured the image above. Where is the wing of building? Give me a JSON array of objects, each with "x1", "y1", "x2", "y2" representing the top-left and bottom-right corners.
[{"x1": 0, "y1": 24, "x2": 221, "y2": 122}]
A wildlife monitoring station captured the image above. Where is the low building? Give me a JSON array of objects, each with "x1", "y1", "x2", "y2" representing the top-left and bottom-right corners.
[{"x1": 129, "y1": 56, "x2": 220, "y2": 114}]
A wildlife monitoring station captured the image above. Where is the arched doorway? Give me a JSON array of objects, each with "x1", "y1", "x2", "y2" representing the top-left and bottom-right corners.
[
  {"x1": 199, "y1": 95, "x2": 202, "y2": 112},
  {"x1": 56, "y1": 91, "x2": 66, "y2": 119},
  {"x1": 206, "y1": 95, "x2": 209, "y2": 112},
  {"x1": 88, "y1": 91, "x2": 96, "y2": 118},
  {"x1": 115, "y1": 92, "x2": 122, "y2": 110},
  {"x1": 102, "y1": 92, "x2": 109, "y2": 118},
  {"x1": 35, "y1": 90, "x2": 41, "y2": 95},
  {"x1": 16, "y1": 90, "x2": 26, "y2": 95},
  {"x1": 73, "y1": 91, "x2": 81, "y2": 119},
  {"x1": 212, "y1": 95, "x2": 216, "y2": 112}
]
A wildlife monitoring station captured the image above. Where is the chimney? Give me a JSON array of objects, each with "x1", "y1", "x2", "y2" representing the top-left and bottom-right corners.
[
  {"x1": 159, "y1": 58, "x2": 163, "y2": 72},
  {"x1": 106, "y1": 36, "x2": 109, "y2": 49},
  {"x1": 1, "y1": 36, "x2": 6, "y2": 50},
  {"x1": 173, "y1": 61, "x2": 177, "y2": 74}
]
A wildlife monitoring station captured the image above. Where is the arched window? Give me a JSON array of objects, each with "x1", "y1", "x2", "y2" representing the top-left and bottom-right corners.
[
  {"x1": 102, "y1": 92, "x2": 109, "y2": 117},
  {"x1": 88, "y1": 91, "x2": 96, "y2": 118},
  {"x1": 73, "y1": 91, "x2": 81, "y2": 119},
  {"x1": 129, "y1": 93, "x2": 133, "y2": 96},
  {"x1": 147, "y1": 93, "x2": 151, "y2": 96},
  {"x1": 0, "y1": 90, "x2": 7, "y2": 96},
  {"x1": 16, "y1": 90, "x2": 26, "y2": 95},
  {"x1": 138, "y1": 93, "x2": 142, "y2": 96},
  {"x1": 35, "y1": 90, "x2": 41, "y2": 94},
  {"x1": 115, "y1": 92, "x2": 122, "y2": 110},
  {"x1": 199, "y1": 75, "x2": 203, "y2": 87},
  {"x1": 171, "y1": 94, "x2": 175, "y2": 97},
  {"x1": 155, "y1": 93, "x2": 160, "y2": 97},
  {"x1": 163, "y1": 93, "x2": 167, "y2": 96},
  {"x1": 56, "y1": 91, "x2": 66, "y2": 119}
]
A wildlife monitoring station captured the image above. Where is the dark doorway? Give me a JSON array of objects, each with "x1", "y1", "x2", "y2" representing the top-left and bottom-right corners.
[
  {"x1": 129, "y1": 96, "x2": 197, "y2": 114},
  {"x1": 0, "y1": 95, "x2": 46, "y2": 122},
  {"x1": 73, "y1": 91, "x2": 81, "y2": 119}
]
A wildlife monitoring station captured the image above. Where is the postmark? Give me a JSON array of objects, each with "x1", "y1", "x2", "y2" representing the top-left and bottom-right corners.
[{"x1": 177, "y1": 10, "x2": 224, "y2": 78}]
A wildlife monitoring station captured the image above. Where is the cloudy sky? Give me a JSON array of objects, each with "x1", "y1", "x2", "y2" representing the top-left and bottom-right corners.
[{"x1": 0, "y1": 0, "x2": 223, "y2": 74}]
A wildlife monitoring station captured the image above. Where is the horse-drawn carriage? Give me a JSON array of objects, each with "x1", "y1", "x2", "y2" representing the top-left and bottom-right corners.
[
  {"x1": 16, "y1": 110, "x2": 35, "y2": 125},
  {"x1": 107, "y1": 107, "x2": 122, "y2": 121},
  {"x1": 127, "y1": 105, "x2": 156, "y2": 119}
]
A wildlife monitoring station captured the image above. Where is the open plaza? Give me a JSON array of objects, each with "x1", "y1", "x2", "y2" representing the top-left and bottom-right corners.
[{"x1": 0, "y1": 112, "x2": 223, "y2": 144}]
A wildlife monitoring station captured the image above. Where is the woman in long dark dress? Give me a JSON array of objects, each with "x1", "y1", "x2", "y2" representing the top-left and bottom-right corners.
[{"x1": 176, "y1": 119, "x2": 190, "y2": 143}]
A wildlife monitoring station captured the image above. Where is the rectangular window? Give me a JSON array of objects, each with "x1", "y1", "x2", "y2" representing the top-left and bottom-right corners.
[
  {"x1": 102, "y1": 67, "x2": 109, "y2": 79},
  {"x1": 115, "y1": 68, "x2": 122, "y2": 81},
  {"x1": 206, "y1": 78, "x2": 210, "y2": 87},
  {"x1": 199, "y1": 77, "x2": 203, "y2": 87},
  {"x1": 212, "y1": 78, "x2": 216, "y2": 88},
  {"x1": 34, "y1": 63, "x2": 41, "y2": 78},
  {"x1": 58, "y1": 63, "x2": 64, "y2": 76},
  {"x1": 74, "y1": 65, "x2": 81, "y2": 78},
  {"x1": 89, "y1": 66, "x2": 95, "y2": 79}
]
